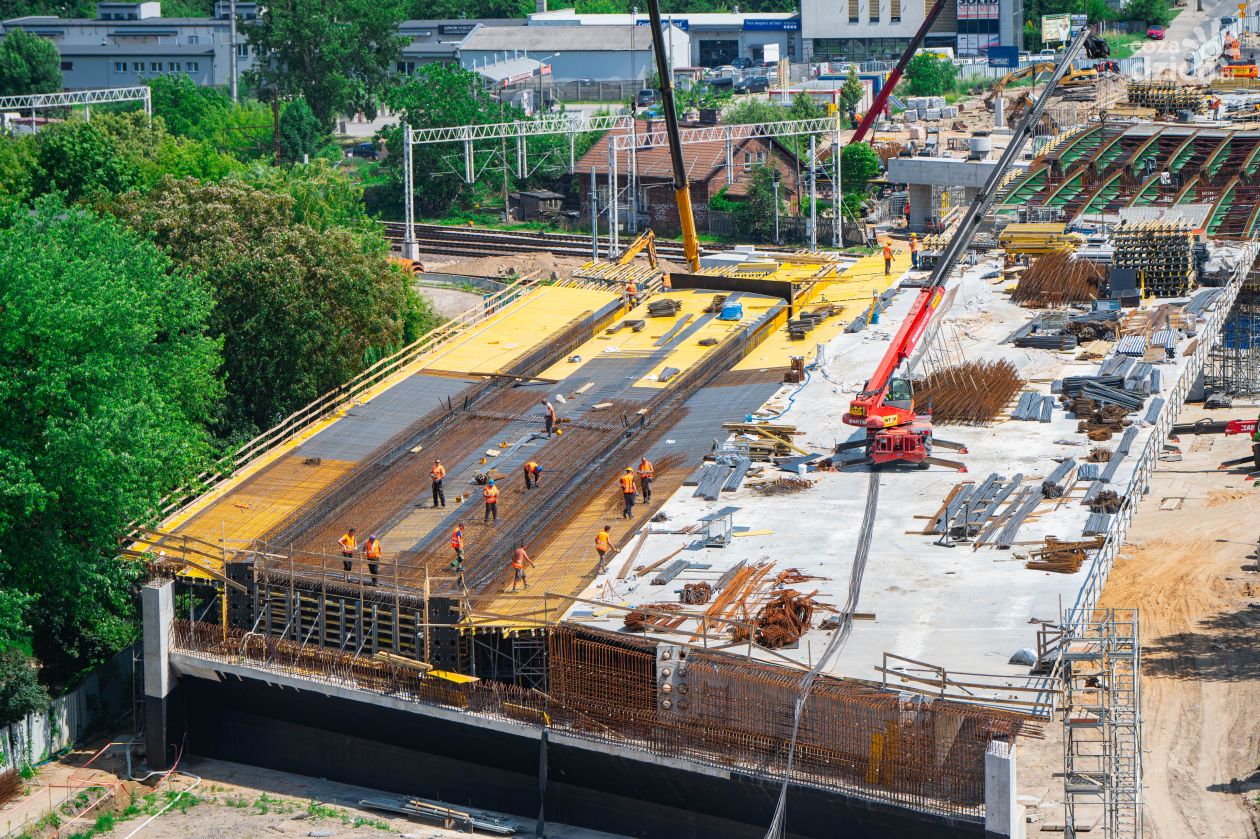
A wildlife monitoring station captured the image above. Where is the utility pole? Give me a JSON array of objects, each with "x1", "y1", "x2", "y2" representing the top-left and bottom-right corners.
[
  {"x1": 808, "y1": 134, "x2": 817, "y2": 251},
  {"x1": 589, "y1": 167, "x2": 599, "y2": 261},
  {"x1": 832, "y1": 137, "x2": 841, "y2": 249},
  {"x1": 228, "y1": 0, "x2": 238, "y2": 103}
]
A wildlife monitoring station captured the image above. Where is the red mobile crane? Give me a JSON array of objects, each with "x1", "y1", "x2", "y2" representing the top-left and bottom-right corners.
[
  {"x1": 839, "y1": 25, "x2": 1105, "y2": 471},
  {"x1": 849, "y1": 0, "x2": 949, "y2": 145}
]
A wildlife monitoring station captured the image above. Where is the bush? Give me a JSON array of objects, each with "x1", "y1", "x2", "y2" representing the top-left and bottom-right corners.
[{"x1": 905, "y1": 53, "x2": 958, "y2": 97}]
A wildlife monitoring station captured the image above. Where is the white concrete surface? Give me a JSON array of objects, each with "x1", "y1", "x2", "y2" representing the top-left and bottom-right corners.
[{"x1": 562, "y1": 249, "x2": 1234, "y2": 703}]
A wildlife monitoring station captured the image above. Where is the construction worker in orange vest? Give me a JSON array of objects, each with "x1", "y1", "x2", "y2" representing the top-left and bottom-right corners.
[
  {"x1": 523, "y1": 459, "x2": 542, "y2": 489},
  {"x1": 541, "y1": 399, "x2": 556, "y2": 437},
  {"x1": 619, "y1": 468, "x2": 637, "y2": 519},
  {"x1": 363, "y1": 534, "x2": 381, "y2": 586},
  {"x1": 637, "y1": 456, "x2": 654, "y2": 502},
  {"x1": 595, "y1": 525, "x2": 613, "y2": 571},
  {"x1": 510, "y1": 543, "x2": 535, "y2": 592},
  {"x1": 338, "y1": 528, "x2": 357, "y2": 577},
  {"x1": 430, "y1": 459, "x2": 447, "y2": 508},
  {"x1": 450, "y1": 523, "x2": 465, "y2": 571},
  {"x1": 483, "y1": 479, "x2": 500, "y2": 524},
  {"x1": 909, "y1": 233, "x2": 920, "y2": 270},
  {"x1": 883, "y1": 243, "x2": 893, "y2": 275},
  {"x1": 626, "y1": 279, "x2": 639, "y2": 307},
  {"x1": 663, "y1": 273, "x2": 672, "y2": 291}
]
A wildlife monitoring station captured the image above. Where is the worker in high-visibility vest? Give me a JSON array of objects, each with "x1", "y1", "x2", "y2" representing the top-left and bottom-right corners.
[
  {"x1": 541, "y1": 399, "x2": 557, "y2": 437},
  {"x1": 450, "y1": 524, "x2": 465, "y2": 571},
  {"x1": 523, "y1": 459, "x2": 542, "y2": 489},
  {"x1": 430, "y1": 459, "x2": 447, "y2": 508},
  {"x1": 483, "y1": 479, "x2": 500, "y2": 524},
  {"x1": 909, "y1": 233, "x2": 920, "y2": 270},
  {"x1": 883, "y1": 243, "x2": 893, "y2": 276},
  {"x1": 363, "y1": 534, "x2": 381, "y2": 586},
  {"x1": 619, "y1": 468, "x2": 637, "y2": 519},
  {"x1": 338, "y1": 528, "x2": 357, "y2": 577},
  {"x1": 637, "y1": 457, "x2": 655, "y2": 502},
  {"x1": 663, "y1": 273, "x2": 673, "y2": 291},
  {"x1": 626, "y1": 279, "x2": 639, "y2": 307},
  {"x1": 509, "y1": 543, "x2": 535, "y2": 592},
  {"x1": 595, "y1": 525, "x2": 613, "y2": 571}
]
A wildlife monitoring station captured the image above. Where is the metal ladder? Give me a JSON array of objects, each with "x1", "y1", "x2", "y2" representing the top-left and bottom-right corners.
[
  {"x1": 511, "y1": 632, "x2": 549, "y2": 691},
  {"x1": 1062, "y1": 608, "x2": 1143, "y2": 839}
]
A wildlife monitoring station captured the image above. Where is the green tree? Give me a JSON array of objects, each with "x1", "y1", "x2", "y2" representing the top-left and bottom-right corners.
[
  {"x1": 0, "y1": 196, "x2": 222, "y2": 682},
  {"x1": 1120, "y1": 0, "x2": 1170, "y2": 25},
  {"x1": 724, "y1": 98, "x2": 789, "y2": 125},
  {"x1": 31, "y1": 121, "x2": 139, "y2": 202},
  {"x1": 113, "y1": 177, "x2": 435, "y2": 435},
  {"x1": 840, "y1": 142, "x2": 882, "y2": 194},
  {"x1": 905, "y1": 53, "x2": 958, "y2": 97},
  {"x1": 731, "y1": 165, "x2": 782, "y2": 243},
  {"x1": 381, "y1": 64, "x2": 516, "y2": 214},
  {"x1": 245, "y1": 0, "x2": 408, "y2": 129},
  {"x1": 278, "y1": 96, "x2": 326, "y2": 163},
  {"x1": 787, "y1": 92, "x2": 823, "y2": 122},
  {"x1": 0, "y1": 650, "x2": 48, "y2": 726},
  {"x1": 839, "y1": 65, "x2": 864, "y2": 115},
  {"x1": 0, "y1": 135, "x2": 37, "y2": 206},
  {"x1": 0, "y1": 29, "x2": 62, "y2": 97},
  {"x1": 92, "y1": 111, "x2": 242, "y2": 187}
]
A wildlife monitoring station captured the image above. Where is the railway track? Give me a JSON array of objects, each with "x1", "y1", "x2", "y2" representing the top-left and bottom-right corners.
[{"x1": 381, "y1": 221, "x2": 728, "y2": 261}]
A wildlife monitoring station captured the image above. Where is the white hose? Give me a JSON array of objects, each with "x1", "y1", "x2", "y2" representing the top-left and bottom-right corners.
[{"x1": 119, "y1": 770, "x2": 202, "y2": 839}]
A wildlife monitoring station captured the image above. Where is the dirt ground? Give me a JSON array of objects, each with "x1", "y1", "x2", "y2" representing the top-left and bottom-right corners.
[
  {"x1": 1018, "y1": 404, "x2": 1260, "y2": 836},
  {"x1": 414, "y1": 285, "x2": 482, "y2": 318},
  {"x1": 4, "y1": 743, "x2": 625, "y2": 839},
  {"x1": 419, "y1": 252, "x2": 591, "y2": 280}
]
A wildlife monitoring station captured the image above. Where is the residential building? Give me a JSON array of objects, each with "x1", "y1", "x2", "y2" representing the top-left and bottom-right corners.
[
  {"x1": 800, "y1": 0, "x2": 1022, "y2": 60},
  {"x1": 576, "y1": 123, "x2": 799, "y2": 235}
]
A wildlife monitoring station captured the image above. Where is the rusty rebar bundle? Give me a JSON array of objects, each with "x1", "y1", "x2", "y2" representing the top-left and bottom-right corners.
[
  {"x1": 0, "y1": 768, "x2": 19, "y2": 806},
  {"x1": 752, "y1": 477, "x2": 815, "y2": 495},
  {"x1": 680, "y1": 582, "x2": 712, "y2": 605},
  {"x1": 1024, "y1": 536, "x2": 1104, "y2": 574},
  {"x1": 1012, "y1": 252, "x2": 1106, "y2": 307},
  {"x1": 913, "y1": 360, "x2": 1025, "y2": 425}
]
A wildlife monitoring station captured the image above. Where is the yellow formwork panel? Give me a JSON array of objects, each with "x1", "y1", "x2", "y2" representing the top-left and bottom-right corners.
[
  {"x1": 734, "y1": 250, "x2": 908, "y2": 371},
  {"x1": 539, "y1": 289, "x2": 771, "y2": 390},
  {"x1": 416, "y1": 286, "x2": 619, "y2": 376}
]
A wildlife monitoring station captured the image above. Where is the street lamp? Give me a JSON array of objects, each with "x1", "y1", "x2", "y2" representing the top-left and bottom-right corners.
[{"x1": 772, "y1": 168, "x2": 781, "y2": 245}]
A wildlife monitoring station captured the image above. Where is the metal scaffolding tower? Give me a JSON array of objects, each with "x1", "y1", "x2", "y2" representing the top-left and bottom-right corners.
[
  {"x1": 1205, "y1": 270, "x2": 1260, "y2": 397},
  {"x1": 1061, "y1": 608, "x2": 1143, "y2": 839}
]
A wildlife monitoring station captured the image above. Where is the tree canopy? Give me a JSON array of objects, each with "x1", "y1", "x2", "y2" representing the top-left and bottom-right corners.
[
  {"x1": 0, "y1": 196, "x2": 222, "y2": 683},
  {"x1": 905, "y1": 53, "x2": 958, "y2": 97},
  {"x1": 0, "y1": 29, "x2": 62, "y2": 97},
  {"x1": 245, "y1": 0, "x2": 408, "y2": 128},
  {"x1": 112, "y1": 175, "x2": 434, "y2": 436},
  {"x1": 278, "y1": 96, "x2": 326, "y2": 163},
  {"x1": 30, "y1": 120, "x2": 140, "y2": 202}
]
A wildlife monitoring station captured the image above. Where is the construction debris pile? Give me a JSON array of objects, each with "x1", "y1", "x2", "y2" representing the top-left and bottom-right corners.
[
  {"x1": 680, "y1": 581, "x2": 713, "y2": 604},
  {"x1": 912, "y1": 360, "x2": 1024, "y2": 425},
  {"x1": 749, "y1": 589, "x2": 817, "y2": 648},
  {"x1": 1087, "y1": 489, "x2": 1124, "y2": 513},
  {"x1": 1012, "y1": 252, "x2": 1107, "y2": 307},
  {"x1": 752, "y1": 476, "x2": 814, "y2": 495},
  {"x1": 1023, "y1": 536, "x2": 1104, "y2": 574},
  {"x1": 1111, "y1": 222, "x2": 1197, "y2": 297},
  {"x1": 623, "y1": 603, "x2": 684, "y2": 632},
  {"x1": 1126, "y1": 80, "x2": 1205, "y2": 113}
]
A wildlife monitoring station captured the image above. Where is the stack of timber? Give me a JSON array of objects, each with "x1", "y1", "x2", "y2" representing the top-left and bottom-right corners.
[
  {"x1": 998, "y1": 223, "x2": 1085, "y2": 257},
  {"x1": 723, "y1": 422, "x2": 806, "y2": 461}
]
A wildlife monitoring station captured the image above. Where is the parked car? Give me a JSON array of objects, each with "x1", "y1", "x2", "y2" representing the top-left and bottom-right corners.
[
  {"x1": 730, "y1": 56, "x2": 754, "y2": 69},
  {"x1": 1035, "y1": 48, "x2": 1058, "y2": 61},
  {"x1": 1221, "y1": 15, "x2": 1236, "y2": 25},
  {"x1": 706, "y1": 76, "x2": 735, "y2": 92},
  {"x1": 346, "y1": 142, "x2": 377, "y2": 160},
  {"x1": 707, "y1": 65, "x2": 742, "y2": 79},
  {"x1": 1147, "y1": 24, "x2": 1166, "y2": 39},
  {"x1": 733, "y1": 75, "x2": 770, "y2": 94},
  {"x1": 635, "y1": 88, "x2": 659, "y2": 108}
]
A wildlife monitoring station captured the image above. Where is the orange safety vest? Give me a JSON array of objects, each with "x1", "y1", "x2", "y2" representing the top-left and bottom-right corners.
[
  {"x1": 431, "y1": 464, "x2": 446, "y2": 481},
  {"x1": 909, "y1": 239, "x2": 919, "y2": 253},
  {"x1": 619, "y1": 473, "x2": 636, "y2": 493},
  {"x1": 883, "y1": 245, "x2": 892, "y2": 260},
  {"x1": 364, "y1": 539, "x2": 381, "y2": 560},
  {"x1": 663, "y1": 274, "x2": 672, "y2": 290},
  {"x1": 484, "y1": 485, "x2": 499, "y2": 502},
  {"x1": 524, "y1": 461, "x2": 540, "y2": 474},
  {"x1": 638, "y1": 460, "x2": 654, "y2": 478},
  {"x1": 512, "y1": 548, "x2": 528, "y2": 569},
  {"x1": 595, "y1": 531, "x2": 612, "y2": 552},
  {"x1": 627, "y1": 281, "x2": 638, "y2": 295},
  {"x1": 451, "y1": 527, "x2": 464, "y2": 549},
  {"x1": 339, "y1": 532, "x2": 356, "y2": 552}
]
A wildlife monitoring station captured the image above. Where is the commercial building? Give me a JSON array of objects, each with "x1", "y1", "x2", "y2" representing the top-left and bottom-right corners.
[
  {"x1": 457, "y1": 23, "x2": 689, "y2": 83},
  {"x1": 800, "y1": 0, "x2": 1023, "y2": 61}
]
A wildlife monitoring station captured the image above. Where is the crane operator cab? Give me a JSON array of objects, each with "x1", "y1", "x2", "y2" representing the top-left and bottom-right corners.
[{"x1": 886, "y1": 377, "x2": 914, "y2": 409}]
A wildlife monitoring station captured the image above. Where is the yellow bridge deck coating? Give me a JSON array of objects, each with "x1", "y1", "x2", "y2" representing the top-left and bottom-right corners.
[{"x1": 142, "y1": 285, "x2": 617, "y2": 574}]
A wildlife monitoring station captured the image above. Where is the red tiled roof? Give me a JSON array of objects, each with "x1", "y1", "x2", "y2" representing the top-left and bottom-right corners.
[{"x1": 576, "y1": 123, "x2": 798, "y2": 184}]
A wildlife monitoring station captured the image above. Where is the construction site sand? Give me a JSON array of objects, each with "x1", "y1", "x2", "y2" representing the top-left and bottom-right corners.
[{"x1": 1018, "y1": 406, "x2": 1260, "y2": 837}]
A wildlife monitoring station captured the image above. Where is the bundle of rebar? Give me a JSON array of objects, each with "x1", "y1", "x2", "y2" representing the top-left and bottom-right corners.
[
  {"x1": 1126, "y1": 80, "x2": 1206, "y2": 113},
  {"x1": 0, "y1": 768, "x2": 19, "y2": 806},
  {"x1": 623, "y1": 603, "x2": 684, "y2": 632},
  {"x1": 912, "y1": 360, "x2": 1025, "y2": 425},
  {"x1": 1087, "y1": 489, "x2": 1124, "y2": 513},
  {"x1": 1012, "y1": 252, "x2": 1106, "y2": 307},
  {"x1": 1111, "y1": 221, "x2": 1196, "y2": 297},
  {"x1": 752, "y1": 476, "x2": 814, "y2": 495},
  {"x1": 680, "y1": 581, "x2": 713, "y2": 605},
  {"x1": 752, "y1": 589, "x2": 817, "y2": 649},
  {"x1": 1024, "y1": 536, "x2": 1104, "y2": 574}
]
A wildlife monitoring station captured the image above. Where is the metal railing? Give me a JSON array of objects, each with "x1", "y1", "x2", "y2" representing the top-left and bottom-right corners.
[
  {"x1": 142, "y1": 276, "x2": 544, "y2": 528},
  {"x1": 1064, "y1": 242, "x2": 1260, "y2": 633}
]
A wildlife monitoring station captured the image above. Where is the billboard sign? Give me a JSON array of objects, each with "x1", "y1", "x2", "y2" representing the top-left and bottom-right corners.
[{"x1": 1042, "y1": 13, "x2": 1071, "y2": 42}]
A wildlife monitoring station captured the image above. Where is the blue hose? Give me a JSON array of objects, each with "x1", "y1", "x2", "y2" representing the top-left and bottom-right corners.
[{"x1": 749, "y1": 369, "x2": 811, "y2": 423}]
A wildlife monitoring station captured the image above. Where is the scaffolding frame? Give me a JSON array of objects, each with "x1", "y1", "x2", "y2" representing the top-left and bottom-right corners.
[
  {"x1": 1061, "y1": 608, "x2": 1142, "y2": 839},
  {"x1": 1205, "y1": 269, "x2": 1260, "y2": 396}
]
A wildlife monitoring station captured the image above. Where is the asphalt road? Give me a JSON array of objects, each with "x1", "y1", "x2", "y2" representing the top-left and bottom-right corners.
[{"x1": 1134, "y1": 0, "x2": 1240, "y2": 78}]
